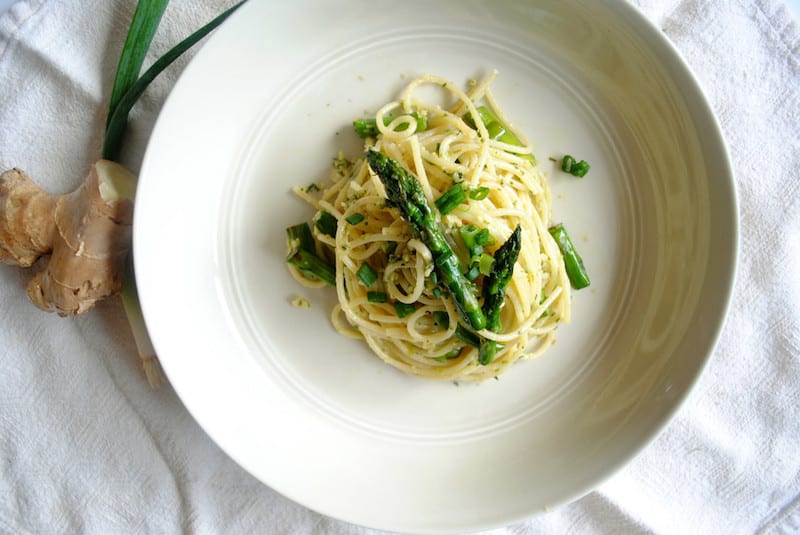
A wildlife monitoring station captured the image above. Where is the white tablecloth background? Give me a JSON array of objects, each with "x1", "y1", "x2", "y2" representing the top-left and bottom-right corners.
[{"x1": 1, "y1": 1, "x2": 799, "y2": 533}]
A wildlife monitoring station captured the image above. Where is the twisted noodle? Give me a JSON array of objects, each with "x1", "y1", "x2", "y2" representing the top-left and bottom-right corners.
[{"x1": 289, "y1": 72, "x2": 570, "y2": 381}]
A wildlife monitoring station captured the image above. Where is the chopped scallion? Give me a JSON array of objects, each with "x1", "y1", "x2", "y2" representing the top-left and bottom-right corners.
[
  {"x1": 478, "y1": 252, "x2": 495, "y2": 276},
  {"x1": 367, "y1": 291, "x2": 388, "y2": 303},
  {"x1": 315, "y1": 211, "x2": 338, "y2": 237},
  {"x1": 465, "y1": 265, "x2": 481, "y2": 281},
  {"x1": 561, "y1": 154, "x2": 591, "y2": 177},
  {"x1": 356, "y1": 263, "x2": 378, "y2": 287},
  {"x1": 394, "y1": 301, "x2": 415, "y2": 318},
  {"x1": 468, "y1": 187, "x2": 490, "y2": 200},
  {"x1": 435, "y1": 183, "x2": 467, "y2": 215},
  {"x1": 345, "y1": 213, "x2": 365, "y2": 225}
]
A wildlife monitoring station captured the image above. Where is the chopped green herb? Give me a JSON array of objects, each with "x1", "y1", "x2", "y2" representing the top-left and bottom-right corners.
[{"x1": 306, "y1": 182, "x2": 320, "y2": 192}]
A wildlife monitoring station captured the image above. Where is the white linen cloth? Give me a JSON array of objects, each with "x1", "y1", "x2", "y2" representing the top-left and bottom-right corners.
[{"x1": 1, "y1": 0, "x2": 798, "y2": 533}]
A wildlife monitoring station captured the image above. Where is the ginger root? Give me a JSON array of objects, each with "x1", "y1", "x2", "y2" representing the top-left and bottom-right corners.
[{"x1": 0, "y1": 160, "x2": 135, "y2": 316}]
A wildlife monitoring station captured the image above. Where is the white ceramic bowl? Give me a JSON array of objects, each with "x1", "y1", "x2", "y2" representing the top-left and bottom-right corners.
[{"x1": 135, "y1": 0, "x2": 737, "y2": 532}]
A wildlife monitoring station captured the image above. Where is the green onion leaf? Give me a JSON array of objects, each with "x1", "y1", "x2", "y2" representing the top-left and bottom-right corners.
[
  {"x1": 106, "y1": 0, "x2": 169, "y2": 133},
  {"x1": 357, "y1": 263, "x2": 378, "y2": 287},
  {"x1": 435, "y1": 183, "x2": 467, "y2": 215},
  {"x1": 103, "y1": 1, "x2": 247, "y2": 160}
]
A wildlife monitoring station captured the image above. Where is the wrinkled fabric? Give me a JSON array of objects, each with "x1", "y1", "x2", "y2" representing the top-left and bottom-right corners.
[{"x1": 0, "y1": 1, "x2": 798, "y2": 533}]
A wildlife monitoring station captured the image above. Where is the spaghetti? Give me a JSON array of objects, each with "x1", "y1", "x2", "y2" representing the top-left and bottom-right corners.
[{"x1": 287, "y1": 71, "x2": 571, "y2": 381}]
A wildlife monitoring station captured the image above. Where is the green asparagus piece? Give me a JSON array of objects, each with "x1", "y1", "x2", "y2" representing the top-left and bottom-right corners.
[
  {"x1": 482, "y1": 225, "x2": 522, "y2": 332},
  {"x1": 473, "y1": 226, "x2": 520, "y2": 364},
  {"x1": 365, "y1": 149, "x2": 486, "y2": 331},
  {"x1": 353, "y1": 112, "x2": 428, "y2": 138},
  {"x1": 549, "y1": 223, "x2": 590, "y2": 289},
  {"x1": 286, "y1": 223, "x2": 336, "y2": 286}
]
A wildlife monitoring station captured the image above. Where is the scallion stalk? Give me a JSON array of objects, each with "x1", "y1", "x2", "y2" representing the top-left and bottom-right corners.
[{"x1": 109, "y1": 0, "x2": 248, "y2": 386}]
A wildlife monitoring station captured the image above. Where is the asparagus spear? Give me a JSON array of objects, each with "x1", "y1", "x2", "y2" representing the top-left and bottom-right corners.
[
  {"x1": 478, "y1": 225, "x2": 521, "y2": 364},
  {"x1": 482, "y1": 225, "x2": 522, "y2": 327},
  {"x1": 365, "y1": 149, "x2": 486, "y2": 331}
]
